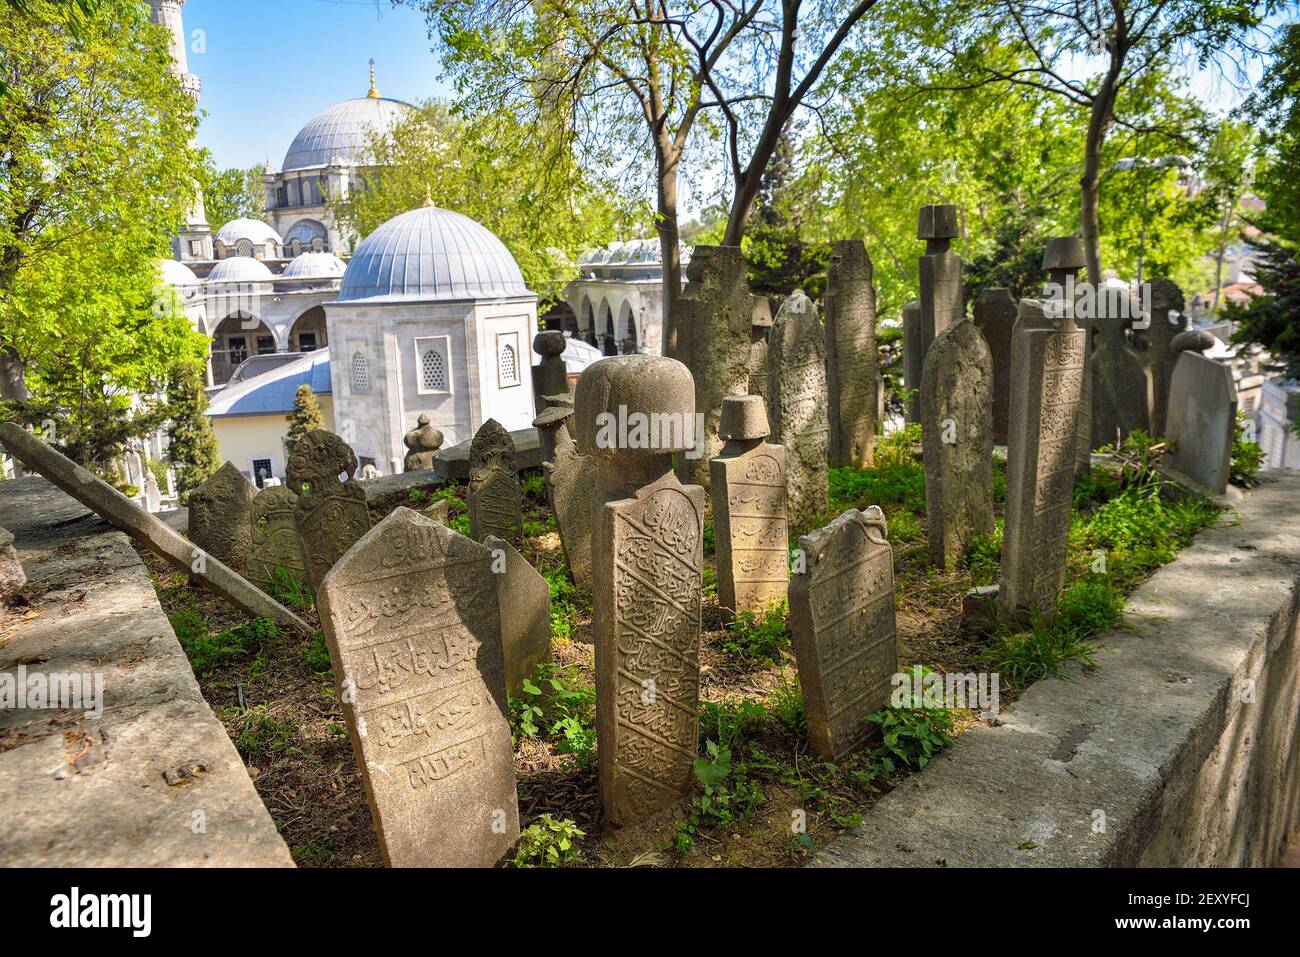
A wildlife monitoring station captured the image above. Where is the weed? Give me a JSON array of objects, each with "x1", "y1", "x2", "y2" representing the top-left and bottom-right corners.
[
  {"x1": 222, "y1": 704, "x2": 298, "y2": 761},
  {"x1": 720, "y1": 602, "x2": 789, "y2": 662},
  {"x1": 674, "y1": 739, "x2": 765, "y2": 851},
  {"x1": 266, "y1": 567, "x2": 313, "y2": 611},
  {"x1": 1231, "y1": 413, "x2": 1266, "y2": 488},
  {"x1": 171, "y1": 613, "x2": 279, "y2": 676},
  {"x1": 508, "y1": 662, "x2": 596, "y2": 763},
  {"x1": 300, "y1": 629, "x2": 332, "y2": 674},
  {"x1": 868, "y1": 701, "x2": 955, "y2": 772},
  {"x1": 514, "y1": 814, "x2": 585, "y2": 867},
  {"x1": 768, "y1": 668, "x2": 806, "y2": 737}
]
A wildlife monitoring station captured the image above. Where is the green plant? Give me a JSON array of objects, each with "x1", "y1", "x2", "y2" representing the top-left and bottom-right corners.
[
  {"x1": 266, "y1": 566, "x2": 313, "y2": 611},
  {"x1": 521, "y1": 471, "x2": 547, "y2": 500},
  {"x1": 514, "y1": 814, "x2": 585, "y2": 867},
  {"x1": 300, "y1": 629, "x2": 332, "y2": 674},
  {"x1": 768, "y1": 668, "x2": 806, "y2": 737},
  {"x1": 674, "y1": 739, "x2": 765, "y2": 851},
  {"x1": 222, "y1": 704, "x2": 298, "y2": 760},
  {"x1": 170, "y1": 612, "x2": 278, "y2": 676},
  {"x1": 1231, "y1": 414, "x2": 1266, "y2": 488},
  {"x1": 720, "y1": 602, "x2": 789, "y2": 662},
  {"x1": 507, "y1": 662, "x2": 596, "y2": 762},
  {"x1": 964, "y1": 528, "x2": 1002, "y2": 585},
  {"x1": 868, "y1": 702, "x2": 955, "y2": 772},
  {"x1": 699, "y1": 698, "x2": 770, "y2": 749}
]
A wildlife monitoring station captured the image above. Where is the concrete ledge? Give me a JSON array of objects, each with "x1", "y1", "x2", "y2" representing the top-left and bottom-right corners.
[
  {"x1": 0, "y1": 477, "x2": 293, "y2": 867},
  {"x1": 814, "y1": 469, "x2": 1300, "y2": 868}
]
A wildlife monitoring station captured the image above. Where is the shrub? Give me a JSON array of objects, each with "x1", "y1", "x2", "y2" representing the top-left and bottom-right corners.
[{"x1": 514, "y1": 814, "x2": 585, "y2": 867}]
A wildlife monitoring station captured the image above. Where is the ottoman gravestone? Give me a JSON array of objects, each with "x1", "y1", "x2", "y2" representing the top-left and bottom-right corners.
[
  {"x1": 824, "y1": 239, "x2": 879, "y2": 468},
  {"x1": 287, "y1": 429, "x2": 372, "y2": 595},
  {"x1": 402, "y1": 413, "x2": 444, "y2": 472},
  {"x1": 1164, "y1": 333, "x2": 1238, "y2": 495},
  {"x1": 483, "y1": 535, "x2": 552, "y2": 696},
  {"x1": 533, "y1": 399, "x2": 595, "y2": 589},
  {"x1": 972, "y1": 287, "x2": 1018, "y2": 446},
  {"x1": 467, "y1": 418, "x2": 523, "y2": 542},
  {"x1": 187, "y1": 461, "x2": 255, "y2": 572},
  {"x1": 766, "y1": 290, "x2": 830, "y2": 530},
  {"x1": 901, "y1": 300, "x2": 924, "y2": 423},
  {"x1": 1134, "y1": 277, "x2": 1188, "y2": 436},
  {"x1": 245, "y1": 484, "x2": 304, "y2": 590}
]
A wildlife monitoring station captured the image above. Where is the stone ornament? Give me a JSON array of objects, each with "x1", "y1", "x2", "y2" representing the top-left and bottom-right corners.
[
  {"x1": 245, "y1": 484, "x2": 303, "y2": 589},
  {"x1": 187, "y1": 460, "x2": 255, "y2": 573},
  {"x1": 402, "y1": 413, "x2": 444, "y2": 472}
]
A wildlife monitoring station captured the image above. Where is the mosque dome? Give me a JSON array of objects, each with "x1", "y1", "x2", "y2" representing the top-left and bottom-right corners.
[
  {"x1": 207, "y1": 256, "x2": 274, "y2": 284},
  {"x1": 282, "y1": 96, "x2": 414, "y2": 172},
  {"x1": 214, "y1": 218, "x2": 282, "y2": 248},
  {"x1": 282, "y1": 251, "x2": 346, "y2": 279},
  {"x1": 336, "y1": 203, "x2": 531, "y2": 303},
  {"x1": 158, "y1": 258, "x2": 198, "y2": 287}
]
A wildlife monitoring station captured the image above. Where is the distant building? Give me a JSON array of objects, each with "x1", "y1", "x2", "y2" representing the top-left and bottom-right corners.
[
  {"x1": 559, "y1": 239, "x2": 689, "y2": 356},
  {"x1": 1258, "y1": 379, "x2": 1300, "y2": 470}
]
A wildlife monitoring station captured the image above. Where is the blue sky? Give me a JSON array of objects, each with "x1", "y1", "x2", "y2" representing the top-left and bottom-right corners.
[{"x1": 185, "y1": 0, "x2": 447, "y2": 171}]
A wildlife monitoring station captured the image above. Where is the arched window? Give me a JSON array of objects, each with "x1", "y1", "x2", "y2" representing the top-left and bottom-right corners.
[
  {"x1": 498, "y1": 343, "x2": 518, "y2": 386},
  {"x1": 235, "y1": 239, "x2": 254, "y2": 258},
  {"x1": 421, "y1": 349, "x2": 446, "y2": 391},
  {"x1": 352, "y1": 352, "x2": 369, "y2": 393}
]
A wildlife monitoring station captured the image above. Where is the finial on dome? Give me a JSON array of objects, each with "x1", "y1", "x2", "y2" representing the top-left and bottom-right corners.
[
  {"x1": 367, "y1": 59, "x2": 379, "y2": 98},
  {"x1": 422, "y1": 183, "x2": 434, "y2": 207}
]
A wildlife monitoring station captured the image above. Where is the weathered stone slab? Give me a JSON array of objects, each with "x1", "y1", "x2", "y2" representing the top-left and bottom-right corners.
[
  {"x1": 1135, "y1": 277, "x2": 1188, "y2": 436},
  {"x1": 0, "y1": 423, "x2": 310, "y2": 633},
  {"x1": 402, "y1": 413, "x2": 444, "y2": 472},
  {"x1": 420, "y1": 498, "x2": 449, "y2": 525},
  {"x1": 532, "y1": 330, "x2": 570, "y2": 406},
  {"x1": 674, "y1": 246, "x2": 759, "y2": 489},
  {"x1": 825, "y1": 239, "x2": 878, "y2": 467},
  {"x1": 709, "y1": 395, "x2": 789, "y2": 616},
  {"x1": 535, "y1": 402, "x2": 594, "y2": 589},
  {"x1": 187, "y1": 461, "x2": 255, "y2": 573},
  {"x1": 972, "y1": 287, "x2": 1017, "y2": 446},
  {"x1": 245, "y1": 484, "x2": 303, "y2": 590},
  {"x1": 287, "y1": 429, "x2": 372, "y2": 596},
  {"x1": 0, "y1": 524, "x2": 25, "y2": 600},
  {"x1": 1042, "y1": 237, "x2": 1093, "y2": 474},
  {"x1": 575, "y1": 355, "x2": 704, "y2": 826},
  {"x1": 917, "y1": 204, "x2": 963, "y2": 342},
  {"x1": 921, "y1": 315, "x2": 995, "y2": 568},
  {"x1": 1090, "y1": 295, "x2": 1152, "y2": 449},
  {"x1": 317, "y1": 507, "x2": 520, "y2": 867},
  {"x1": 788, "y1": 506, "x2": 897, "y2": 761},
  {"x1": 766, "y1": 290, "x2": 829, "y2": 530},
  {"x1": 484, "y1": 535, "x2": 552, "y2": 696},
  {"x1": 999, "y1": 300, "x2": 1086, "y2": 622},
  {"x1": 901, "y1": 299, "x2": 924, "y2": 423},
  {"x1": 533, "y1": 393, "x2": 573, "y2": 463},
  {"x1": 467, "y1": 419, "x2": 523, "y2": 543},
  {"x1": 1165, "y1": 349, "x2": 1237, "y2": 495}
]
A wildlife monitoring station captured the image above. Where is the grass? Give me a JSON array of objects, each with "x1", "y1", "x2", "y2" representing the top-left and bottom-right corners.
[
  {"x1": 720, "y1": 601, "x2": 790, "y2": 663},
  {"x1": 169, "y1": 610, "x2": 280, "y2": 677}
]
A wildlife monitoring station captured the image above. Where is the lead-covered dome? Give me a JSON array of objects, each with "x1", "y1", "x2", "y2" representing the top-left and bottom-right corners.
[
  {"x1": 282, "y1": 96, "x2": 414, "y2": 172},
  {"x1": 282, "y1": 251, "x2": 346, "y2": 279},
  {"x1": 214, "y1": 218, "x2": 282, "y2": 248},
  {"x1": 337, "y1": 204, "x2": 532, "y2": 303},
  {"x1": 207, "y1": 256, "x2": 274, "y2": 284}
]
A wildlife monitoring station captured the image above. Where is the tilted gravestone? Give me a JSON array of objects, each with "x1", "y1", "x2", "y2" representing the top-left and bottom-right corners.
[
  {"x1": 483, "y1": 535, "x2": 552, "y2": 696},
  {"x1": 420, "y1": 498, "x2": 449, "y2": 525},
  {"x1": 187, "y1": 461, "x2": 255, "y2": 572},
  {"x1": 1042, "y1": 237, "x2": 1094, "y2": 475},
  {"x1": 467, "y1": 418, "x2": 523, "y2": 543},
  {"x1": 317, "y1": 507, "x2": 519, "y2": 867},
  {"x1": 402, "y1": 413, "x2": 444, "y2": 472},
  {"x1": 709, "y1": 395, "x2": 789, "y2": 618},
  {"x1": 999, "y1": 299, "x2": 1087, "y2": 622},
  {"x1": 825, "y1": 239, "x2": 879, "y2": 468},
  {"x1": 245, "y1": 484, "x2": 303, "y2": 590},
  {"x1": 921, "y1": 315, "x2": 995, "y2": 569},
  {"x1": 901, "y1": 300, "x2": 924, "y2": 423},
  {"x1": 1135, "y1": 277, "x2": 1188, "y2": 436},
  {"x1": 788, "y1": 506, "x2": 897, "y2": 761},
  {"x1": 533, "y1": 400, "x2": 594, "y2": 589},
  {"x1": 1165, "y1": 336, "x2": 1238, "y2": 495},
  {"x1": 766, "y1": 290, "x2": 829, "y2": 530},
  {"x1": 972, "y1": 287, "x2": 1017, "y2": 446},
  {"x1": 674, "y1": 245, "x2": 760, "y2": 490},
  {"x1": 287, "y1": 429, "x2": 372, "y2": 595},
  {"x1": 0, "y1": 525, "x2": 25, "y2": 601},
  {"x1": 575, "y1": 354, "x2": 704, "y2": 826},
  {"x1": 532, "y1": 329, "x2": 570, "y2": 408}
]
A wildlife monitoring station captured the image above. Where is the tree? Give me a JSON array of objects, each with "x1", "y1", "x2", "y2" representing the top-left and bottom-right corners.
[
  {"x1": 743, "y1": 131, "x2": 831, "y2": 297},
  {"x1": 285, "y1": 384, "x2": 324, "y2": 454},
  {"x1": 199, "y1": 160, "x2": 263, "y2": 230},
  {"x1": 166, "y1": 363, "x2": 219, "y2": 501}
]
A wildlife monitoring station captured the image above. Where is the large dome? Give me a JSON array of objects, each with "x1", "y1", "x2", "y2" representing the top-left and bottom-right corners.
[
  {"x1": 207, "y1": 256, "x2": 274, "y2": 284},
  {"x1": 337, "y1": 204, "x2": 532, "y2": 303},
  {"x1": 282, "y1": 96, "x2": 414, "y2": 172}
]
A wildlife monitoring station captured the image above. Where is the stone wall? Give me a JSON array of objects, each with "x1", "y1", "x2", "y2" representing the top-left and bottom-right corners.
[{"x1": 815, "y1": 469, "x2": 1300, "y2": 868}]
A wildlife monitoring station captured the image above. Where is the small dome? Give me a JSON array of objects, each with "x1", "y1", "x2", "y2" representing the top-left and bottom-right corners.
[
  {"x1": 215, "y1": 218, "x2": 282, "y2": 248},
  {"x1": 282, "y1": 251, "x2": 346, "y2": 279},
  {"x1": 282, "y1": 96, "x2": 414, "y2": 172},
  {"x1": 207, "y1": 256, "x2": 274, "y2": 284},
  {"x1": 158, "y1": 259, "x2": 198, "y2": 287},
  {"x1": 337, "y1": 204, "x2": 531, "y2": 303}
]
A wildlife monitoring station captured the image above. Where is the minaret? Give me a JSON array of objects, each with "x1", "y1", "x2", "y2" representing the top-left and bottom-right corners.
[{"x1": 149, "y1": 0, "x2": 212, "y2": 262}]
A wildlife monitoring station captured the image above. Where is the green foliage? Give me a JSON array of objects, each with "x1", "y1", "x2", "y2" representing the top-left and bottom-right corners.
[
  {"x1": 266, "y1": 567, "x2": 314, "y2": 612},
  {"x1": 300, "y1": 629, "x2": 332, "y2": 675},
  {"x1": 520, "y1": 471, "x2": 547, "y2": 500},
  {"x1": 964, "y1": 528, "x2": 1002, "y2": 586},
  {"x1": 768, "y1": 669, "x2": 806, "y2": 737},
  {"x1": 508, "y1": 662, "x2": 596, "y2": 763},
  {"x1": 513, "y1": 814, "x2": 585, "y2": 868},
  {"x1": 1231, "y1": 414, "x2": 1266, "y2": 488},
  {"x1": 674, "y1": 739, "x2": 765, "y2": 852},
  {"x1": 197, "y1": 160, "x2": 262, "y2": 230},
  {"x1": 222, "y1": 704, "x2": 298, "y2": 761},
  {"x1": 743, "y1": 132, "x2": 831, "y2": 297},
  {"x1": 699, "y1": 698, "x2": 772, "y2": 748},
  {"x1": 170, "y1": 613, "x2": 280, "y2": 676},
  {"x1": 166, "y1": 363, "x2": 220, "y2": 502},
  {"x1": 284, "y1": 385, "x2": 324, "y2": 455},
  {"x1": 720, "y1": 602, "x2": 790, "y2": 663},
  {"x1": 828, "y1": 425, "x2": 926, "y2": 516},
  {"x1": 868, "y1": 702, "x2": 956, "y2": 772}
]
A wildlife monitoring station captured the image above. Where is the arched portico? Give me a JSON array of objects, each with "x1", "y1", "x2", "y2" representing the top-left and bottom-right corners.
[
  {"x1": 599, "y1": 298, "x2": 617, "y2": 355},
  {"x1": 617, "y1": 300, "x2": 637, "y2": 354},
  {"x1": 211, "y1": 312, "x2": 275, "y2": 385},
  {"x1": 289, "y1": 305, "x2": 328, "y2": 352}
]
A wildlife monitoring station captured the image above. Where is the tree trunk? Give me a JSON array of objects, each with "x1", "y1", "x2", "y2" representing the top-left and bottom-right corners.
[
  {"x1": 0, "y1": 346, "x2": 27, "y2": 402},
  {"x1": 1079, "y1": 99, "x2": 1109, "y2": 287},
  {"x1": 656, "y1": 143, "x2": 683, "y2": 360}
]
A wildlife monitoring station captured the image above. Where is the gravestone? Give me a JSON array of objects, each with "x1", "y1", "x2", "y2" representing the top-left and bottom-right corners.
[
  {"x1": 674, "y1": 246, "x2": 759, "y2": 489},
  {"x1": 534, "y1": 400, "x2": 594, "y2": 589},
  {"x1": 1089, "y1": 287, "x2": 1152, "y2": 450},
  {"x1": 187, "y1": 461, "x2": 255, "y2": 573},
  {"x1": 402, "y1": 413, "x2": 444, "y2": 472},
  {"x1": 766, "y1": 290, "x2": 829, "y2": 530},
  {"x1": 483, "y1": 536, "x2": 552, "y2": 696},
  {"x1": 1135, "y1": 278, "x2": 1187, "y2": 436},
  {"x1": 747, "y1": 297, "x2": 773, "y2": 400},
  {"x1": 709, "y1": 395, "x2": 789, "y2": 617},
  {"x1": 532, "y1": 330, "x2": 570, "y2": 406},
  {"x1": 420, "y1": 498, "x2": 450, "y2": 526},
  {"x1": 972, "y1": 287, "x2": 1017, "y2": 446},
  {"x1": 825, "y1": 239, "x2": 879, "y2": 467},
  {"x1": 245, "y1": 484, "x2": 304, "y2": 590},
  {"x1": 788, "y1": 506, "x2": 897, "y2": 761},
  {"x1": 0, "y1": 525, "x2": 25, "y2": 600},
  {"x1": 317, "y1": 507, "x2": 519, "y2": 867},
  {"x1": 921, "y1": 315, "x2": 995, "y2": 568},
  {"x1": 286, "y1": 429, "x2": 372, "y2": 595},
  {"x1": 533, "y1": 393, "x2": 574, "y2": 463},
  {"x1": 918, "y1": 204, "x2": 964, "y2": 341},
  {"x1": 143, "y1": 470, "x2": 162, "y2": 513},
  {"x1": 574, "y1": 354, "x2": 704, "y2": 826},
  {"x1": 901, "y1": 300, "x2": 924, "y2": 423},
  {"x1": 999, "y1": 299, "x2": 1086, "y2": 622},
  {"x1": 467, "y1": 419, "x2": 523, "y2": 542},
  {"x1": 1165, "y1": 340, "x2": 1237, "y2": 495},
  {"x1": 1042, "y1": 237, "x2": 1094, "y2": 474}
]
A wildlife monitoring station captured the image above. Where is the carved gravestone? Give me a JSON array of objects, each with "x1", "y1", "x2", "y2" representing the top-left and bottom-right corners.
[
  {"x1": 287, "y1": 429, "x2": 372, "y2": 595},
  {"x1": 1090, "y1": 288, "x2": 1152, "y2": 449},
  {"x1": 533, "y1": 393, "x2": 574, "y2": 463},
  {"x1": 143, "y1": 470, "x2": 162, "y2": 512},
  {"x1": 747, "y1": 297, "x2": 773, "y2": 400},
  {"x1": 901, "y1": 300, "x2": 924, "y2": 423},
  {"x1": 972, "y1": 287, "x2": 1018, "y2": 446},
  {"x1": 483, "y1": 536, "x2": 552, "y2": 696},
  {"x1": 1043, "y1": 237, "x2": 1093, "y2": 474},
  {"x1": 825, "y1": 239, "x2": 879, "y2": 467},
  {"x1": 1135, "y1": 277, "x2": 1188, "y2": 436},
  {"x1": 788, "y1": 507, "x2": 897, "y2": 761},
  {"x1": 187, "y1": 461, "x2": 255, "y2": 572},
  {"x1": 575, "y1": 355, "x2": 704, "y2": 826},
  {"x1": 532, "y1": 330, "x2": 570, "y2": 407},
  {"x1": 999, "y1": 300, "x2": 1087, "y2": 622},
  {"x1": 402, "y1": 413, "x2": 444, "y2": 472},
  {"x1": 317, "y1": 507, "x2": 519, "y2": 867},
  {"x1": 245, "y1": 484, "x2": 304, "y2": 590},
  {"x1": 918, "y1": 204, "x2": 964, "y2": 341},
  {"x1": 766, "y1": 290, "x2": 829, "y2": 530},
  {"x1": 921, "y1": 315, "x2": 995, "y2": 569},
  {"x1": 421, "y1": 498, "x2": 449, "y2": 525},
  {"x1": 674, "y1": 246, "x2": 760, "y2": 489},
  {"x1": 1165, "y1": 340, "x2": 1238, "y2": 495},
  {"x1": 534, "y1": 401, "x2": 594, "y2": 589},
  {"x1": 709, "y1": 396, "x2": 789, "y2": 617},
  {"x1": 467, "y1": 419, "x2": 523, "y2": 542}
]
